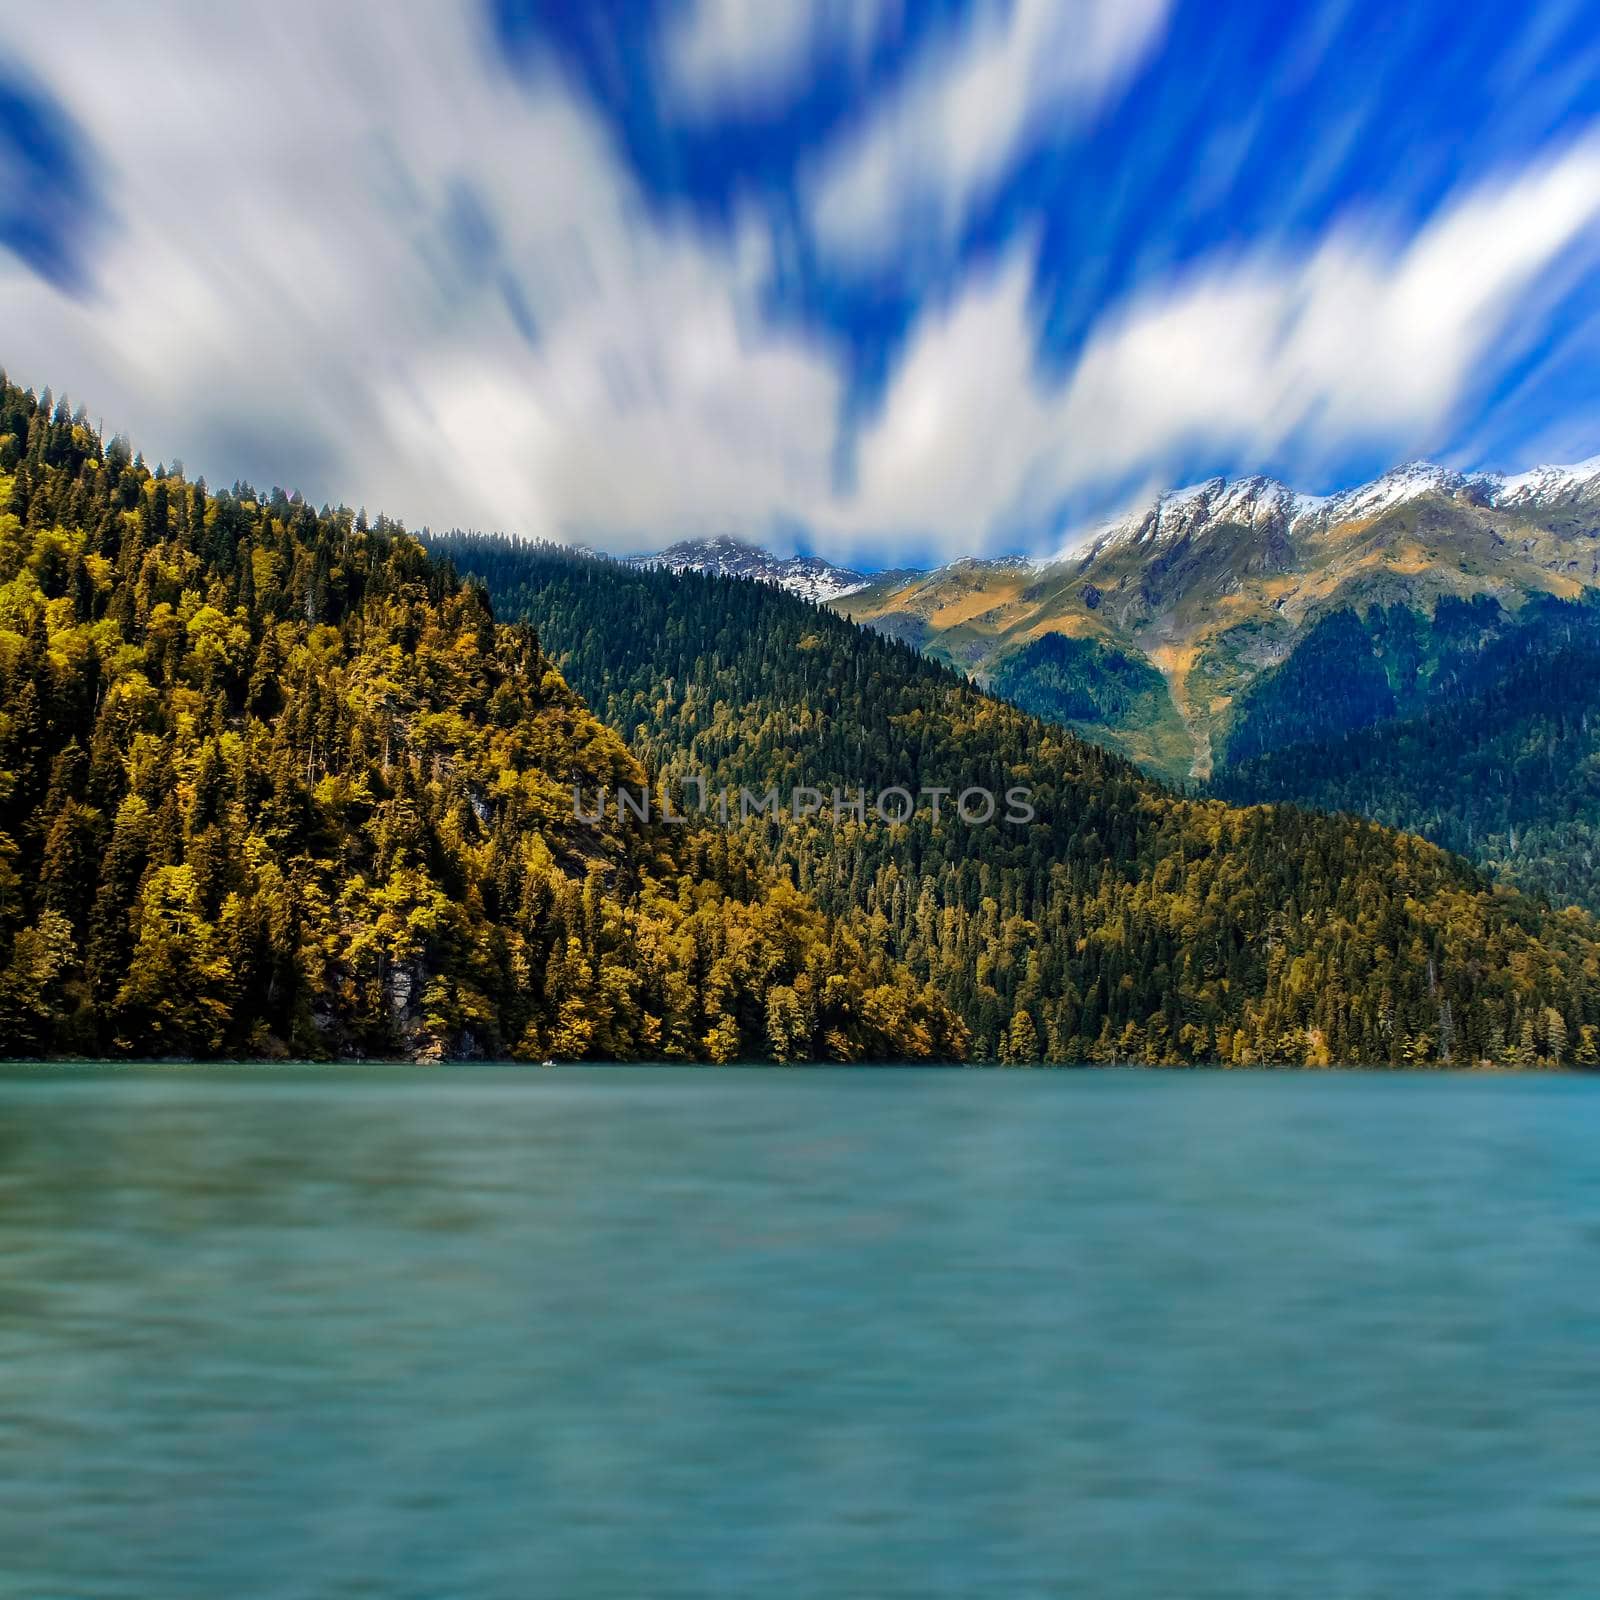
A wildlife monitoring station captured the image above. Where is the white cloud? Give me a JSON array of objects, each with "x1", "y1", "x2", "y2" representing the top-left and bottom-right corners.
[
  {"x1": 4, "y1": 4, "x2": 1598, "y2": 571},
  {"x1": 806, "y1": 0, "x2": 1172, "y2": 269},
  {"x1": 0, "y1": 1, "x2": 841, "y2": 543},
  {"x1": 662, "y1": 0, "x2": 889, "y2": 113},
  {"x1": 836, "y1": 135, "x2": 1600, "y2": 556}
]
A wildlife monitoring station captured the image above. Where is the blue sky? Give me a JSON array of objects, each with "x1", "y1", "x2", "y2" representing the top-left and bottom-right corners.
[{"x1": 3, "y1": 0, "x2": 1600, "y2": 566}]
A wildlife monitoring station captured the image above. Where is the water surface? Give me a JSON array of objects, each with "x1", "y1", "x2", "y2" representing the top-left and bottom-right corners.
[{"x1": 2, "y1": 1066, "x2": 1597, "y2": 1598}]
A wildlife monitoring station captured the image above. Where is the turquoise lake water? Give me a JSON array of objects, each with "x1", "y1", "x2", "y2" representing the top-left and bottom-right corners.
[{"x1": 2, "y1": 1065, "x2": 1597, "y2": 1598}]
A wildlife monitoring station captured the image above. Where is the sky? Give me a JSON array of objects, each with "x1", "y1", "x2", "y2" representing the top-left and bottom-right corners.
[{"x1": 3, "y1": 0, "x2": 1600, "y2": 568}]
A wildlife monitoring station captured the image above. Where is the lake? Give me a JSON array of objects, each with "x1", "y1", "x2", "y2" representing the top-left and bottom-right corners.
[{"x1": 2, "y1": 1065, "x2": 1597, "y2": 1598}]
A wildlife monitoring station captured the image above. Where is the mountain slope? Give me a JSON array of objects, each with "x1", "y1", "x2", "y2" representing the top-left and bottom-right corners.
[
  {"x1": 988, "y1": 632, "x2": 1194, "y2": 778},
  {"x1": 1219, "y1": 592, "x2": 1514, "y2": 768},
  {"x1": 836, "y1": 460, "x2": 1600, "y2": 783},
  {"x1": 0, "y1": 376, "x2": 963, "y2": 1062},
  {"x1": 436, "y1": 530, "x2": 1600, "y2": 1067},
  {"x1": 1213, "y1": 593, "x2": 1600, "y2": 913}
]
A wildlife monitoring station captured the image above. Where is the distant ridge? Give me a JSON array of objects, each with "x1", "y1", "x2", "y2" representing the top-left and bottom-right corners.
[
  {"x1": 622, "y1": 453, "x2": 1600, "y2": 595},
  {"x1": 627, "y1": 535, "x2": 871, "y2": 603},
  {"x1": 1075, "y1": 454, "x2": 1600, "y2": 554}
]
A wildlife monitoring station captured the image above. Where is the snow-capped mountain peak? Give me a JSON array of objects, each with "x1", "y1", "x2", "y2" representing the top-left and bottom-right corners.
[
  {"x1": 1084, "y1": 473, "x2": 1298, "y2": 554},
  {"x1": 628, "y1": 451, "x2": 1599, "y2": 602},
  {"x1": 627, "y1": 536, "x2": 869, "y2": 602},
  {"x1": 1296, "y1": 455, "x2": 1600, "y2": 524},
  {"x1": 1492, "y1": 454, "x2": 1600, "y2": 508},
  {"x1": 947, "y1": 553, "x2": 1043, "y2": 574},
  {"x1": 1295, "y1": 461, "x2": 1479, "y2": 528}
]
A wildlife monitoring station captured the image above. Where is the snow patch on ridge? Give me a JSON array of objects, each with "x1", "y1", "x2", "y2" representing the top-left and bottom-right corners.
[
  {"x1": 1064, "y1": 448, "x2": 1600, "y2": 564},
  {"x1": 1494, "y1": 454, "x2": 1600, "y2": 507},
  {"x1": 1080, "y1": 473, "x2": 1299, "y2": 555},
  {"x1": 629, "y1": 535, "x2": 870, "y2": 602},
  {"x1": 1297, "y1": 461, "x2": 1469, "y2": 527}
]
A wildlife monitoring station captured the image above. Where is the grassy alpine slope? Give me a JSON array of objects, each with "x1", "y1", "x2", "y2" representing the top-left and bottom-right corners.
[
  {"x1": 837, "y1": 476, "x2": 1600, "y2": 784},
  {"x1": 437, "y1": 531, "x2": 1600, "y2": 1067}
]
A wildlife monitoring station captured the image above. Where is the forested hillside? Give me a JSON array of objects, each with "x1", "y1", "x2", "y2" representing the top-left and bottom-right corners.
[
  {"x1": 1215, "y1": 595, "x2": 1600, "y2": 913},
  {"x1": 0, "y1": 374, "x2": 965, "y2": 1062},
  {"x1": 435, "y1": 532, "x2": 1600, "y2": 1066},
  {"x1": 1220, "y1": 593, "x2": 1519, "y2": 768},
  {"x1": 989, "y1": 632, "x2": 1193, "y2": 779}
]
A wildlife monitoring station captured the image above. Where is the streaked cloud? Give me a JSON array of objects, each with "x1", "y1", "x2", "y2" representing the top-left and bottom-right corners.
[
  {"x1": 0, "y1": 1, "x2": 840, "y2": 542},
  {"x1": 3, "y1": 0, "x2": 1600, "y2": 567},
  {"x1": 806, "y1": 0, "x2": 1172, "y2": 270},
  {"x1": 663, "y1": 0, "x2": 889, "y2": 113},
  {"x1": 844, "y1": 137, "x2": 1600, "y2": 554}
]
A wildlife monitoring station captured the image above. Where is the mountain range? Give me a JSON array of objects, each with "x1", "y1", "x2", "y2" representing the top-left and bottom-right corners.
[
  {"x1": 439, "y1": 524, "x2": 1600, "y2": 1066},
  {"x1": 834, "y1": 455, "x2": 1600, "y2": 784},
  {"x1": 624, "y1": 454, "x2": 1600, "y2": 914},
  {"x1": 625, "y1": 456, "x2": 1600, "y2": 789},
  {"x1": 628, "y1": 464, "x2": 1600, "y2": 757}
]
